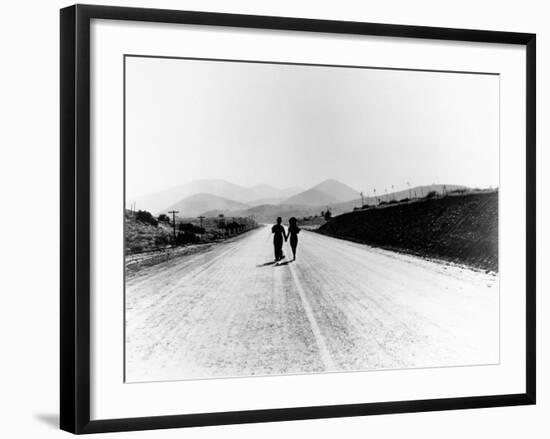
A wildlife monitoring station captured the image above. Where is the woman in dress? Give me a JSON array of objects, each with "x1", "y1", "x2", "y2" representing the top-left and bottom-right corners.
[{"x1": 287, "y1": 217, "x2": 300, "y2": 261}]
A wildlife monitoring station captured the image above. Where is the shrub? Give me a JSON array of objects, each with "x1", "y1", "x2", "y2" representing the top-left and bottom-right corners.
[
  {"x1": 176, "y1": 231, "x2": 198, "y2": 245},
  {"x1": 425, "y1": 190, "x2": 437, "y2": 199},
  {"x1": 154, "y1": 235, "x2": 171, "y2": 246},
  {"x1": 135, "y1": 210, "x2": 158, "y2": 226},
  {"x1": 178, "y1": 223, "x2": 204, "y2": 234},
  {"x1": 157, "y1": 214, "x2": 170, "y2": 224}
]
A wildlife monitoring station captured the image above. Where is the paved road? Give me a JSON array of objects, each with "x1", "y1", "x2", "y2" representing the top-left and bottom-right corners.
[{"x1": 125, "y1": 225, "x2": 499, "y2": 382}]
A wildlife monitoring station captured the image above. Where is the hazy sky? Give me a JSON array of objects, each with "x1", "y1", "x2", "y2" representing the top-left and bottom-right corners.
[{"x1": 125, "y1": 56, "x2": 499, "y2": 199}]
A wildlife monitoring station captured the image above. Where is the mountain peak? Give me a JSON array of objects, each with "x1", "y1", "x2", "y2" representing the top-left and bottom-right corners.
[
  {"x1": 283, "y1": 179, "x2": 359, "y2": 206},
  {"x1": 317, "y1": 178, "x2": 341, "y2": 185}
]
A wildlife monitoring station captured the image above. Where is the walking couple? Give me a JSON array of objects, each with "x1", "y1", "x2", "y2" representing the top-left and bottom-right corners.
[{"x1": 271, "y1": 217, "x2": 300, "y2": 262}]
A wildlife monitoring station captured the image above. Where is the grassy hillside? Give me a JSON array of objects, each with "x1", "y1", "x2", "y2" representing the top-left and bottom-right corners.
[
  {"x1": 317, "y1": 191, "x2": 498, "y2": 271},
  {"x1": 125, "y1": 210, "x2": 257, "y2": 255},
  {"x1": 125, "y1": 216, "x2": 173, "y2": 254}
]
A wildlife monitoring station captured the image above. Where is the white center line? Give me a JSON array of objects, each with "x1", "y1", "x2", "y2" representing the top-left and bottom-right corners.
[{"x1": 288, "y1": 261, "x2": 336, "y2": 371}]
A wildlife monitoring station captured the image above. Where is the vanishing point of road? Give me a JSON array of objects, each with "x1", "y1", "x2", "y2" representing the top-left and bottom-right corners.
[{"x1": 125, "y1": 225, "x2": 499, "y2": 382}]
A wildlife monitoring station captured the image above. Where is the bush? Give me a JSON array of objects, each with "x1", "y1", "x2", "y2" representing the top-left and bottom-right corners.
[
  {"x1": 136, "y1": 210, "x2": 158, "y2": 226},
  {"x1": 154, "y1": 235, "x2": 171, "y2": 246},
  {"x1": 225, "y1": 221, "x2": 246, "y2": 234},
  {"x1": 425, "y1": 191, "x2": 437, "y2": 199},
  {"x1": 178, "y1": 223, "x2": 205, "y2": 234},
  {"x1": 176, "y1": 231, "x2": 198, "y2": 245},
  {"x1": 157, "y1": 214, "x2": 170, "y2": 224}
]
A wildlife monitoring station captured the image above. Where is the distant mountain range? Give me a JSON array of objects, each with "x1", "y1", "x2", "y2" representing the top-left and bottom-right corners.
[
  {"x1": 130, "y1": 179, "x2": 469, "y2": 223},
  {"x1": 164, "y1": 193, "x2": 250, "y2": 218},
  {"x1": 130, "y1": 179, "x2": 303, "y2": 214}
]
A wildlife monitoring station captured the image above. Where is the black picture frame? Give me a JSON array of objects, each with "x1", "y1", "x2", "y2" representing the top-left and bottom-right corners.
[{"x1": 60, "y1": 4, "x2": 536, "y2": 434}]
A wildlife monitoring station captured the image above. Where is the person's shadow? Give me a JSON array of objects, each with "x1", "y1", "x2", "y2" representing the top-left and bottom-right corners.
[{"x1": 257, "y1": 261, "x2": 277, "y2": 267}]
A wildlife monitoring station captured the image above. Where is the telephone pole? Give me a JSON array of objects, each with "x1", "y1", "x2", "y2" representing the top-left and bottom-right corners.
[
  {"x1": 197, "y1": 216, "x2": 205, "y2": 240},
  {"x1": 168, "y1": 210, "x2": 179, "y2": 243}
]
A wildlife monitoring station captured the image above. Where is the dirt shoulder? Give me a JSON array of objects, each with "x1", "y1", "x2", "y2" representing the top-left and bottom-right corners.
[{"x1": 125, "y1": 227, "x2": 259, "y2": 276}]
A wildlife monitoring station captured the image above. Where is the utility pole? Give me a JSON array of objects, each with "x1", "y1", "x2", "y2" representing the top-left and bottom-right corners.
[
  {"x1": 168, "y1": 210, "x2": 179, "y2": 243},
  {"x1": 360, "y1": 192, "x2": 364, "y2": 208},
  {"x1": 198, "y1": 216, "x2": 205, "y2": 240}
]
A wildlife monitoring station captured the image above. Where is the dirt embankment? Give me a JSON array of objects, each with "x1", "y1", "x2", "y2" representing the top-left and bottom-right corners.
[{"x1": 317, "y1": 191, "x2": 498, "y2": 272}]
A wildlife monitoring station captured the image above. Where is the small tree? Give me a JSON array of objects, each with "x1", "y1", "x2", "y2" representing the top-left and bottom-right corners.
[
  {"x1": 324, "y1": 209, "x2": 332, "y2": 221},
  {"x1": 157, "y1": 214, "x2": 170, "y2": 224}
]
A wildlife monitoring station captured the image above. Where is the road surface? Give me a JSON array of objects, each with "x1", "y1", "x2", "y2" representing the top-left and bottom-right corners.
[{"x1": 125, "y1": 225, "x2": 499, "y2": 382}]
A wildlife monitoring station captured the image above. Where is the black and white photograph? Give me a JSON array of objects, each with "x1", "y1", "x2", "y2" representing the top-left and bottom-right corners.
[
  {"x1": 0, "y1": 0, "x2": 543, "y2": 435},
  {"x1": 124, "y1": 55, "x2": 500, "y2": 383}
]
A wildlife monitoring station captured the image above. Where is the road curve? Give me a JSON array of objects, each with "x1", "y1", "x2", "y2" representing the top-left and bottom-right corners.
[{"x1": 125, "y1": 225, "x2": 499, "y2": 382}]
